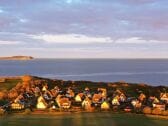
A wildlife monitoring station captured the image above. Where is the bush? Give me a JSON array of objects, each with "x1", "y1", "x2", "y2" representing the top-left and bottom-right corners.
[
  {"x1": 113, "y1": 106, "x2": 119, "y2": 111},
  {"x1": 15, "y1": 82, "x2": 23, "y2": 90},
  {"x1": 152, "y1": 108, "x2": 162, "y2": 115},
  {"x1": 162, "y1": 110, "x2": 168, "y2": 116},
  {"x1": 0, "y1": 109, "x2": 5, "y2": 115},
  {"x1": 0, "y1": 92, "x2": 5, "y2": 100},
  {"x1": 0, "y1": 91, "x2": 7, "y2": 100},
  {"x1": 8, "y1": 90, "x2": 18, "y2": 99},
  {"x1": 24, "y1": 108, "x2": 31, "y2": 115},
  {"x1": 143, "y1": 107, "x2": 152, "y2": 114},
  {"x1": 22, "y1": 75, "x2": 32, "y2": 82}
]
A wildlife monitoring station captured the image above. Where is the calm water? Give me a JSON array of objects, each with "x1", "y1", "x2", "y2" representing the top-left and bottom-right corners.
[{"x1": 0, "y1": 59, "x2": 168, "y2": 86}]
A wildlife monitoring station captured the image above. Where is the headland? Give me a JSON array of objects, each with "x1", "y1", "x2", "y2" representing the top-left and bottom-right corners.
[{"x1": 0, "y1": 56, "x2": 34, "y2": 60}]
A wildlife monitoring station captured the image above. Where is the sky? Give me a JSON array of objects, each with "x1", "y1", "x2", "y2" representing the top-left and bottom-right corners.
[{"x1": 0, "y1": 0, "x2": 168, "y2": 58}]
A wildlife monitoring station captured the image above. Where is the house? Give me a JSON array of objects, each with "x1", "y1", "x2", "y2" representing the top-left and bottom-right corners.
[
  {"x1": 58, "y1": 97, "x2": 71, "y2": 109},
  {"x1": 131, "y1": 99, "x2": 142, "y2": 108},
  {"x1": 101, "y1": 101, "x2": 110, "y2": 110},
  {"x1": 147, "y1": 96, "x2": 159, "y2": 106},
  {"x1": 83, "y1": 87, "x2": 90, "y2": 94},
  {"x1": 160, "y1": 93, "x2": 168, "y2": 103},
  {"x1": 50, "y1": 86, "x2": 60, "y2": 97},
  {"x1": 153, "y1": 103, "x2": 166, "y2": 111},
  {"x1": 54, "y1": 86, "x2": 60, "y2": 91},
  {"x1": 11, "y1": 94, "x2": 25, "y2": 110},
  {"x1": 113, "y1": 89, "x2": 122, "y2": 96},
  {"x1": 34, "y1": 86, "x2": 41, "y2": 97},
  {"x1": 75, "y1": 93, "x2": 84, "y2": 102},
  {"x1": 153, "y1": 97, "x2": 160, "y2": 103},
  {"x1": 124, "y1": 106, "x2": 132, "y2": 112},
  {"x1": 83, "y1": 87, "x2": 92, "y2": 98},
  {"x1": 82, "y1": 97, "x2": 92, "y2": 110},
  {"x1": 98, "y1": 88, "x2": 107, "y2": 98},
  {"x1": 112, "y1": 96, "x2": 120, "y2": 106},
  {"x1": 119, "y1": 93, "x2": 126, "y2": 102},
  {"x1": 55, "y1": 94, "x2": 62, "y2": 105},
  {"x1": 132, "y1": 100, "x2": 142, "y2": 108},
  {"x1": 92, "y1": 94, "x2": 102, "y2": 104},
  {"x1": 149, "y1": 96, "x2": 159, "y2": 103},
  {"x1": 36, "y1": 96, "x2": 48, "y2": 109},
  {"x1": 66, "y1": 88, "x2": 75, "y2": 98},
  {"x1": 84, "y1": 87, "x2": 90, "y2": 92},
  {"x1": 42, "y1": 85, "x2": 48, "y2": 92},
  {"x1": 10, "y1": 103, "x2": 25, "y2": 110},
  {"x1": 138, "y1": 93, "x2": 146, "y2": 102},
  {"x1": 113, "y1": 90, "x2": 126, "y2": 103},
  {"x1": 56, "y1": 95, "x2": 71, "y2": 109},
  {"x1": 43, "y1": 91, "x2": 52, "y2": 101},
  {"x1": 14, "y1": 94, "x2": 24, "y2": 103}
]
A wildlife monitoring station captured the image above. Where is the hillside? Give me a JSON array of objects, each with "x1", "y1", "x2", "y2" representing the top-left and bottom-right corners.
[
  {"x1": 0, "y1": 76, "x2": 167, "y2": 98},
  {"x1": 0, "y1": 75, "x2": 168, "y2": 115}
]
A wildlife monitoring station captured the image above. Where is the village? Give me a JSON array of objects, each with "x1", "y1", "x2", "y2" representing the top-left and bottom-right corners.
[{"x1": 0, "y1": 75, "x2": 168, "y2": 116}]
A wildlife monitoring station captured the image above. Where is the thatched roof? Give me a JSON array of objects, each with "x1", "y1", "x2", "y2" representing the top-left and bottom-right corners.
[
  {"x1": 75, "y1": 93, "x2": 84, "y2": 102},
  {"x1": 92, "y1": 94, "x2": 102, "y2": 102},
  {"x1": 160, "y1": 93, "x2": 168, "y2": 98},
  {"x1": 101, "y1": 101, "x2": 110, "y2": 110},
  {"x1": 22, "y1": 75, "x2": 33, "y2": 82},
  {"x1": 59, "y1": 98, "x2": 71, "y2": 105}
]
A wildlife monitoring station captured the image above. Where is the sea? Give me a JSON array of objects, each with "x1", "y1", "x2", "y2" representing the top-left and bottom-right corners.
[{"x1": 0, "y1": 59, "x2": 168, "y2": 86}]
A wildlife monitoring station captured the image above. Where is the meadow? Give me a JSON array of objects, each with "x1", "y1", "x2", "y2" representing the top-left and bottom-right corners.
[{"x1": 0, "y1": 112, "x2": 168, "y2": 126}]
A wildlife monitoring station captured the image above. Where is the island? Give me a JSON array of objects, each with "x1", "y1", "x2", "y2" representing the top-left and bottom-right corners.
[{"x1": 0, "y1": 56, "x2": 34, "y2": 60}]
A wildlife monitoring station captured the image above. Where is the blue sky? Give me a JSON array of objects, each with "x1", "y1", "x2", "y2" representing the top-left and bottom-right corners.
[{"x1": 0, "y1": 0, "x2": 168, "y2": 58}]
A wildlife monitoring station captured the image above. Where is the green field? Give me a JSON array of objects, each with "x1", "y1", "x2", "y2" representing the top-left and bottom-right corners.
[
  {"x1": 0, "y1": 79, "x2": 21, "y2": 91},
  {"x1": 0, "y1": 113, "x2": 168, "y2": 126}
]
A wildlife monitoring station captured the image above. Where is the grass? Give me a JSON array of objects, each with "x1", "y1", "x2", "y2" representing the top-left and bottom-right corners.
[
  {"x1": 0, "y1": 113, "x2": 167, "y2": 126},
  {"x1": 0, "y1": 79, "x2": 21, "y2": 91},
  {"x1": 0, "y1": 79, "x2": 21, "y2": 105}
]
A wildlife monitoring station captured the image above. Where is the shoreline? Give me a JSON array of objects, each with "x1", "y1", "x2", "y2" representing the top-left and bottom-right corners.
[{"x1": 0, "y1": 75, "x2": 167, "y2": 87}]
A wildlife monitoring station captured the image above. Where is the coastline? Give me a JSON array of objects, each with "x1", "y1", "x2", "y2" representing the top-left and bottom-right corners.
[
  {"x1": 1, "y1": 59, "x2": 168, "y2": 86},
  {"x1": 0, "y1": 75, "x2": 167, "y2": 87}
]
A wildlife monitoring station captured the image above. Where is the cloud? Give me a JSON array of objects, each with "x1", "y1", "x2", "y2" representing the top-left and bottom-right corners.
[
  {"x1": 118, "y1": 0, "x2": 157, "y2": 5},
  {"x1": 0, "y1": 0, "x2": 168, "y2": 41},
  {"x1": 0, "y1": 40, "x2": 21, "y2": 45},
  {"x1": 0, "y1": 9, "x2": 4, "y2": 13},
  {"x1": 0, "y1": 0, "x2": 168, "y2": 58},
  {"x1": 31, "y1": 33, "x2": 165, "y2": 45},
  {"x1": 115, "y1": 37, "x2": 163, "y2": 44},
  {"x1": 19, "y1": 19, "x2": 28, "y2": 23},
  {"x1": 31, "y1": 34, "x2": 112, "y2": 44}
]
